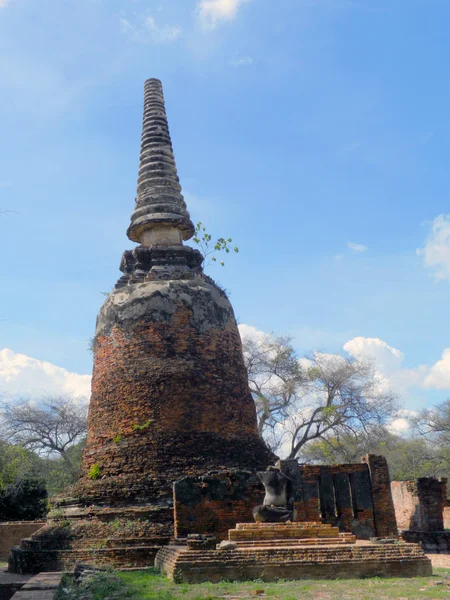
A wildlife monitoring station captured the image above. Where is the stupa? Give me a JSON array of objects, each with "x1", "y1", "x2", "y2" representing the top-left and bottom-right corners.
[{"x1": 9, "y1": 78, "x2": 274, "y2": 574}]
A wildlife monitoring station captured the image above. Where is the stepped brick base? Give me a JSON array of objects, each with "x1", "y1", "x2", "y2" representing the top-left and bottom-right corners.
[
  {"x1": 155, "y1": 522, "x2": 432, "y2": 583},
  {"x1": 155, "y1": 542, "x2": 432, "y2": 583},
  {"x1": 229, "y1": 522, "x2": 348, "y2": 542},
  {"x1": 8, "y1": 501, "x2": 170, "y2": 574}
]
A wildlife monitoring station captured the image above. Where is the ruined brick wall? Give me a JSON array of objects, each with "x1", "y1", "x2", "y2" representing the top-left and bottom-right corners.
[
  {"x1": 289, "y1": 463, "x2": 375, "y2": 537},
  {"x1": 0, "y1": 523, "x2": 45, "y2": 560},
  {"x1": 362, "y1": 454, "x2": 397, "y2": 537},
  {"x1": 174, "y1": 471, "x2": 263, "y2": 542},
  {"x1": 391, "y1": 478, "x2": 444, "y2": 532},
  {"x1": 174, "y1": 456, "x2": 393, "y2": 541},
  {"x1": 75, "y1": 278, "x2": 274, "y2": 504}
]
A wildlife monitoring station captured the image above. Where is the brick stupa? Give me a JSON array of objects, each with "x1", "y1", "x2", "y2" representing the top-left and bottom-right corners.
[{"x1": 9, "y1": 79, "x2": 274, "y2": 574}]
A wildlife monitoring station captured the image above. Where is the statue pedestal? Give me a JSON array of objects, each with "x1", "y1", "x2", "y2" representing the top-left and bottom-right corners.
[{"x1": 228, "y1": 522, "x2": 355, "y2": 545}]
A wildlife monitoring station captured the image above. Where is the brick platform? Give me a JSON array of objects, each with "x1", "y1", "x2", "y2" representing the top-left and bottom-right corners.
[
  {"x1": 155, "y1": 521, "x2": 432, "y2": 583},
  {"x1": 155, "y1": 542, "x2": 432, "y2": 583}
]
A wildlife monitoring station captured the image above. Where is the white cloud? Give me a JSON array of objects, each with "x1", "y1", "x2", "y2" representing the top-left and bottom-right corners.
[
  {"x1": 0, "y1": 0, "x2": 11, "y2": 7},
  {"x1": 344, "y1": 337, "x2": 403, "y2": 374},
  {"x1": 120, "y1": 15, "x2": 182, "y2": 44},
  {"x1": 417, "y1": 214, "x2": 450, "y2": 280},
  {"x1": 231, "y1": 56, "x2": 254, "y2": 67},
  {"x1": 343, "y1": 336, "x2": 428, "y2": 398},
  {"x1": 388, "y1": 409, "x2": 418, "y2": 434},
  {"x1": 0, "y1": 348, "x2": 91, "y2": 401},
  {"x1": 347, "y1": 241, "x2": 368, "y2": 252},
  {"x1": 424, "y1": 348, "x2": 450, "y2": 389},
  {"x1": 238, "y1": 323, "x2": 266, "y2": 345},
  {"x1": 198, "y1": 0, "x2": 251, "y2": 28}
]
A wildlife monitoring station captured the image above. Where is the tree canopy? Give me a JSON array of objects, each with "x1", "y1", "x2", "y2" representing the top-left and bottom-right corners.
[{"x1": 243, "y1": 332, "x2": 398, "y2": 459}]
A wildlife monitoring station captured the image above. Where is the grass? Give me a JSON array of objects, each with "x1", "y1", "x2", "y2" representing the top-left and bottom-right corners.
[
  {"x1": 55, "y1": 567, "x2": 450, "y2": 600},
  {"x1": 0, "y1": 561, "x2": 7, "y2": 569}
]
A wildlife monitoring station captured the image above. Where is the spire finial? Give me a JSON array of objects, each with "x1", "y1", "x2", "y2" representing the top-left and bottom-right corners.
[{"x1": 127, "y1": 79, "x2": 194, "y2": 246}]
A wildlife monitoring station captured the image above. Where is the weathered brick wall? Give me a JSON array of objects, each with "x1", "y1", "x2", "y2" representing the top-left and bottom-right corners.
[
  {"x1": 391, "y1": 478, "x2": 444, "y2": 532},
  {"x1": 0, "y1": 523, "x2": 45, "y2": 560},
  {"x1": 74, "y1": 278, "x2": 274, "y2": 504},
  {"x1": 174, "y1": 471, "x2": 263, "y2": 541},
  {"x1": 362, "y1": 454, "x2": 397, "y2": 537},
  {"x1": 174, "y1": 456, "x2": 392, "y2": 541}
]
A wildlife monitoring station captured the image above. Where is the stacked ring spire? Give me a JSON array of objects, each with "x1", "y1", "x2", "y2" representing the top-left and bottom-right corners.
[{"x1": 127, "y1": 78, "x2": 194, "y2": 243}]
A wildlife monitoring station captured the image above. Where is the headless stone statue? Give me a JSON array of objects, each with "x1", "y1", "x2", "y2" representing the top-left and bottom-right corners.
[{"x1": 253, "y1": 466, "x2": 297, "y2": 523}]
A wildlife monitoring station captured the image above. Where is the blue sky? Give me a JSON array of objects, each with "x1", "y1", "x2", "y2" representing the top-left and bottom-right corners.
[{"x1": 1, "y1": 0, "x2": 450, "y2": 418}]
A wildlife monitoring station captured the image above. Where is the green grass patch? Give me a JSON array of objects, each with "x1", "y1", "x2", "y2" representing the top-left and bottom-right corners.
[{"x1": 56, "y1": 568, "x2": 450, "y2": 600}]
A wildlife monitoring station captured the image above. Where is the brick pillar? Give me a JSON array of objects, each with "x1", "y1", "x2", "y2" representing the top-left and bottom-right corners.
[
  {"x1": 299, "y1": 467, "x2": 321, "y2": 522},
  {"x1": 349, "y1": 468, "x2": 375, "y2": 537},
  {"x1": 362, "y1": 454, "x2": 397, "y2": 537},
  {"x1": 334, "y1": 473, "x2": 353, "y2": 532},
  {"x1": 417, "y1": 477, "x2": 444, "y2": 531},
  {"x1": 320, "y1": 468, "x2": 336, "y2": 525},
  {"x1": 440, "y1": 478, "x2": 448, "y2": 508}
]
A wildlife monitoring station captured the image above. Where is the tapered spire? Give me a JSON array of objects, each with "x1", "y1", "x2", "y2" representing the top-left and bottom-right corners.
[{"x1": 127, "y1": 78, "x2": 194, "y2": 245}]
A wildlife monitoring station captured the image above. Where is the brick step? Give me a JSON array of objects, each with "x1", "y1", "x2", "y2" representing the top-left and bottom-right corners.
[
  {"x1": 235, "y1": 537, "x2": 357, "y2": 548},
  {"x1": 173, "y1": 551, "x2": 429, "y2": 565},
  {"x1": 19, "y1": 536, "x2": 167, "y2": 551},
  {"x1": 10, "y1": 546, "x2": 161, "y2": 574},
  {"x1": 229, "y1": 528, "x2": 341, "y2": 541},
  {"x1": 174, "y1": 547, "x2": 426, "y2": 563},
  {"x1": 235, "y1": 522, "x2": 325, "y2": 529}
]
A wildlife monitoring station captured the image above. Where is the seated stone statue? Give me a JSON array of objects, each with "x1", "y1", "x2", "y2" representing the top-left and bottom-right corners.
[{"x1": 253, "y1": 466, "x2": 297, "y2": 523}]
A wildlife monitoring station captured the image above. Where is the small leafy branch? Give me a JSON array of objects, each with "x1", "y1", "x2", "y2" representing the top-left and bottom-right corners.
[
  {"x1": 193, "y1": 222, "x2": 239, "y2": 268},
  {"x1": 131, "y1": 419, "x2": 153, "y2": 432},
  {"x1": 88, "y1": 463, "x2": 102, "y2": 480}
]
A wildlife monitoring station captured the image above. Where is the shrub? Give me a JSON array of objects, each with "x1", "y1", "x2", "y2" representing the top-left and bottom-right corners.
[{"x1": 0, "y1": 478, "x2": 47, "y2": 520}]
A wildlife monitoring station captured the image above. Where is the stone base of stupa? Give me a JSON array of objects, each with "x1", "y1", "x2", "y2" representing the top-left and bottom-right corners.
[
  {"x1": 8, "y1": 499, "x2": 170, "y2": 574},
  {"x1": 155, "y1": 522, "x2": 432, "y2": 583}
]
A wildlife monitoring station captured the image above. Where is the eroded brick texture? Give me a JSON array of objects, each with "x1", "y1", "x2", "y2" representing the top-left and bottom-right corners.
[
  {"x1": 362, "y1": 454, "x2": 397, "y2": 537},
  {"x1": 174, "y1": 456, "x2": 394, "y2": 542},
  {"x1": 391, "y1": 478, "x2": 445, "y2": 532},
  {"x1": 156, "y1": 543, "x2": 432, "y2": 583},
  {"x1": 75, "y1": 278, "x2": 274, "y2": 506}
]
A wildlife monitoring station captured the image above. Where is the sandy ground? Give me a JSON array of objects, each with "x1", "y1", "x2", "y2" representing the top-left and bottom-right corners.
[{"x1": 427, "y1": 553, "x2": 450, "y2": 568}]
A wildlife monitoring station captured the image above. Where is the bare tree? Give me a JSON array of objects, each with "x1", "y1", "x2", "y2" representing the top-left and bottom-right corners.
[
  {"x1": 243, "y1": 334, "x2": 304, "y2": 437},
  {"x1": 243, "y1": 333, "x2": 399, "y2": 459},
  {"x1": 412, "y1": 399, "x2": 450, "y2": 445},
  {"x1": 0, "y1": 396, "x2": 88, "y2": 475}
]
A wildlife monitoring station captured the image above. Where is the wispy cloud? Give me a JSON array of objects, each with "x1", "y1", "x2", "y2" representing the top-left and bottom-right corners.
[
  {"x1": 417, "y1": 214, "x2": 450, "y2": 281},
  {"x1": 0, "y1": 348, "x2": 91, "y2": 400},
  {"x1": 120, "y1": 14, "x2": 182, "y2": 44},
  {"x1": 0, "y1": 0, "x2": 11, "y2": 7},
  {"x1": 198, "y1": 0, "x2": 251, "y2": 29},
  {"x1": 347, "y1": 241, "x2": 367, "y2": 252},
  {"x1": 230, "y1": 55, "x2": 254, "y2": 67}
]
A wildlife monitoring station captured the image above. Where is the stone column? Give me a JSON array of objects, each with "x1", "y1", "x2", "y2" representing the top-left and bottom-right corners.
[{"x1": 362, "y1": 454, "x2": 397, "y2": 538}]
